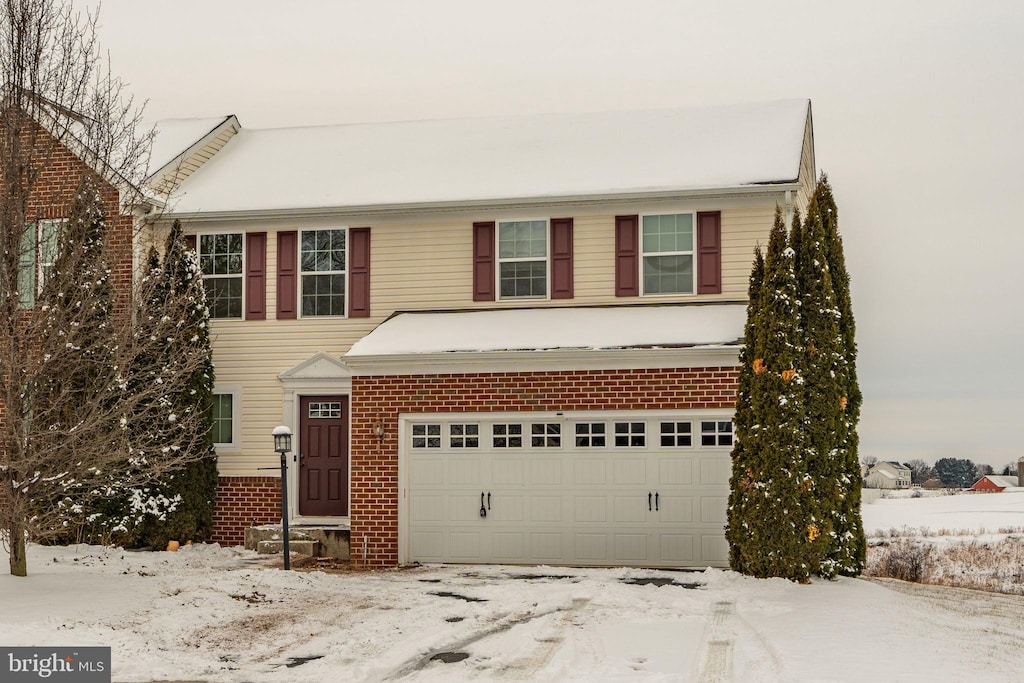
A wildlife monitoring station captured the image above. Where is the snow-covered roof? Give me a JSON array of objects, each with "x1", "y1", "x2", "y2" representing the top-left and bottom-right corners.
[
  {"x1": 148, "y1": 116, "x2": 234, "y2": 178},
  {"x1": 168, "y1": 99, "x2": 810, "y2": 214},
  {"x1": 978, "y1": 475, "x2": 1022, "y2": 489},
  {"x1": 883, "y1": 461, "x2": 910, "y2": 470},
  {"x1": 346, "y1": 304, "x2": 746, "y2": 357}
]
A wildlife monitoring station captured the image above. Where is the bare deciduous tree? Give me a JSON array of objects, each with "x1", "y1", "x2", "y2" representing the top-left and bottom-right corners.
[{"x1": 1, "y1": 0, "x2": 211, "y2": 576}]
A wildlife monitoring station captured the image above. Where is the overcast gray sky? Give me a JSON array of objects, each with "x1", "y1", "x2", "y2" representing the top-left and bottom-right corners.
[{"x1": 81, "y1": 0, "x2": 1024, "y2": 469}]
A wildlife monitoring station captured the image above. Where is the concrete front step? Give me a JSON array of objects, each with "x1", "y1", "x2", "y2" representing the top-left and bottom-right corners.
[
  {"x1": 245, "y1": 525, "x2": 350, "y2": 560},
  {"x1": 256, "y1": 539, "x2": 320, "y2": 556}
]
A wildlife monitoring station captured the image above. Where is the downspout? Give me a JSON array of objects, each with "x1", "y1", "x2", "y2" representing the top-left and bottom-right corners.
[{"x1": 784, "y1": 189, "x2": 793, "y2": 230}]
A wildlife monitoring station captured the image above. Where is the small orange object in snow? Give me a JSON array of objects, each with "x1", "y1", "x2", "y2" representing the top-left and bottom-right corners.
[{"x1": 166, "y1": 541, "x2": 180, "y2": 552}]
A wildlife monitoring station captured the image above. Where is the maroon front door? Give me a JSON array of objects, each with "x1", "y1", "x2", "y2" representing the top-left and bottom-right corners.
[{"x1": 298, "y1": 396, "x2": 349, "y2": 516}]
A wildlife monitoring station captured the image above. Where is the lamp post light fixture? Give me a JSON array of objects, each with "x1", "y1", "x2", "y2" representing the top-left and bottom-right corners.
[{"x1": 272, "y1": 426, "x2": 293, "y2": 570}]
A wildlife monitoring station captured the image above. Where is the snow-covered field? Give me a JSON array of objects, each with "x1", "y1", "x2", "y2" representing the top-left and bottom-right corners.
[{"x1": 0, "y1": 492, "x2": 1021, "y2": 682}]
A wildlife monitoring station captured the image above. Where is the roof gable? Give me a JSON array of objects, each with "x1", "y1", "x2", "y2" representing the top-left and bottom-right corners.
[
  {"x1": 147, "y1": 115, "x2": 239, "y2": 191},
  {"x1": 167, "y1": 99, "x2": 811, "y2": 216}
]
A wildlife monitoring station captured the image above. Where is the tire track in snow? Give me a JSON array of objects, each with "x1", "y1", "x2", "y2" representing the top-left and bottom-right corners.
[
  {"x1": 384, "y1": 599, "x2": 589, "y2": 680},
  {"x1": 696, "y1": 600, "x2": 735, "y2": 682}
]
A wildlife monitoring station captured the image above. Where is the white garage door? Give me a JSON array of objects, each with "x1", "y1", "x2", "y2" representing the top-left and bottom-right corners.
[{"x1": 401, "y1": 412, "x2": 733, "y2": 568}]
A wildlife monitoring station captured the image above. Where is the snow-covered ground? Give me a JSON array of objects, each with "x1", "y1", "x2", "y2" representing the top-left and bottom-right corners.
[
  {"x1": 0, "y1": 492, "x2": 1022, "y2": 682},
  {"x1": 862, "y1": 489, "x2": 1024, "y2": 535}
]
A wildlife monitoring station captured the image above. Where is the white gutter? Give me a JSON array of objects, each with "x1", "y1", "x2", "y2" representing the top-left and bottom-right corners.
[{"x1": 160, "y1": 182, "x2": 802, "y2": 224}]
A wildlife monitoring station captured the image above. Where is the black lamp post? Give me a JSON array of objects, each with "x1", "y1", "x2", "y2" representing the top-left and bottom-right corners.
[{"x1": 273, "y1": 426, "x2": 293, "y2": 570}]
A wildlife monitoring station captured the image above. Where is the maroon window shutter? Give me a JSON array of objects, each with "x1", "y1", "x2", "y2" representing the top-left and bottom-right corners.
[
  {"x1": 276, "y1": 231, "x2": 298, "y2": 320},
  {"x1": 472, "y1": 221, "x2": 495, "y2": 302},
  {"x1": 245, "y1": 232, "x2": 267, "y2": 320},
  {"x1": 615, "y1": 215, "x2": 639, "y2": 297},
  {"x1": 550, "y1": 218, "x2": 574, "y2": 299},
  {"x1": 349, "y1": 227, "x2": 371, "y2": 317},
  {"x1": 186, "y1": 235, "x2": 197, "y2": 251},
  {"x1": 696, "y1": 211, "x2": 722, "y2": 294}
]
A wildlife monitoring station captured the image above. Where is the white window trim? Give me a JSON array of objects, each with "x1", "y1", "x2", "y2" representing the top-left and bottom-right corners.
[
  {"x1": 299, "y1": 227, "x2": 349, "y2": 319},
  {"x1": 198, "y1": 232, "x2": 246, "y2": 320},
  {"x1": 639, "y1": 211, "x2": 697, "y2": 297},
  {"x1": 212, "y1": 384, "x2": 242, "y2": 453},
  {"x1": 496, "y1": 218, "x2": 550, "y2": 301}
]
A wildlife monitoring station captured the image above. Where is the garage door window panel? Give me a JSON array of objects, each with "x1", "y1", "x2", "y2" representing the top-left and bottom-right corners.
[
  {"x1": 701, "y1": 421, "x2": 733, "y2": 446},
  {"x1": 449, "y1": 423, "x2": 479, "y2": 448},
  {"x1": 615, "y1": 422, "x2": 646, "y2": 447},
  {"x1": 493, "y1": 423, "x2": 523, "y2": 448},
  {"x1": 530, "y1": 423, "x2": 561, "y2": 448},
  {"x1": 660, "y1": 421, "x2": 693, "y2": 447},
  {"x1": 575, "y1": 422, "x2": 606, "y2": 447},
  {"x1": 412, "y1": 423, "x2": 442, "y2": 449}
]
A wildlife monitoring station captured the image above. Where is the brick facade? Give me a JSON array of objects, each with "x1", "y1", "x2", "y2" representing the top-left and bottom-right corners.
[
  {"x1": 349, "y1": 366, "x2": 739, "y2": 566},
  {"x1": 211, "y1": 476, "x2": 282, "y2": 546},
  {"x1": 1, "y1": 119, "x2": 135, "y2": 528}
]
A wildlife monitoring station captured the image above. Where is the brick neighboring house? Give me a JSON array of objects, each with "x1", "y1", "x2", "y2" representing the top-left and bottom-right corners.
[
  {"x1": 140, "y1": 99, "x2": 818, "y2": 568},
  {"x1": 0, "y1": 109, "x2": 143, "y2": 527},
  {"x1": 863, "y1": 461, "x2": 912, "y2": 489}
]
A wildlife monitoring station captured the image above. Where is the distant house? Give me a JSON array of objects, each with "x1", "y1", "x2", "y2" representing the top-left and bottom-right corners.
[
  {"x1": 864, "y1": 461, "x2": 912, "y2": 489},
  {"x1": 970, "y1": 475, "x2": 1023, "y2": 493}
]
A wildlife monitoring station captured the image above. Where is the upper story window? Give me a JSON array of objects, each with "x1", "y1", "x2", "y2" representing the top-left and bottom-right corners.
[
  {"x1": 301, "y1": 229, "x2": 346, "y2": 316},
  {"x1": 18, "y1": 220, "x2": 61, "y2": 308},
  {"x1": 642, "y1": 213, "x2": 694, "y2": 295},
  {"x1": 498, "y1": 220, "x2": 547, "y2": 299},
  {"x1": 199, "y1": 233, "x2": 243, "y2": 319}
]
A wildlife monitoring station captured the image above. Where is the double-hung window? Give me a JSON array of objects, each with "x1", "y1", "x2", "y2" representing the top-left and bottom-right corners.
[
  {"x1": 498, "y1": 220, "x2": 547, "y2": 298},
  {"x1": 642, "y1": 213, "x2": 694, "y2": 295},
  {"x1": 199, "y1": 234, "x2": 244, "y2": 319},
  {"x1": 301, "y1": 229, "x2": 346, "y2": 316},
  {"x1": 18, "y1": 220, "x2": 61, "y2": 308},
  {"x1": 210, "y1": 386, "x2": 241, "y2": 451}
]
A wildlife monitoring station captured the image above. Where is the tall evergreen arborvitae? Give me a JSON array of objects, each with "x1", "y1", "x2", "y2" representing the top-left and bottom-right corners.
[
  {"x1": 809, "y1": 175, "x2": 865, "y2": 575},
  {"x1": 730, "y1": 208, "x2": 820, "y2": 581},
  {"x1": 33, "y1": 181, "x2": 119, "y2": 540},
  {"x1": 726, "y1": 245, "x2": 765, "y2": 574},
  {"x1": 793, "y1": 204, "x2": 845, "y2": 577},
  {"x1": 137, "y1": 221, "x2": 218, "y2": 548},
  {"x1": 728, "y1": 178, "x2": 863, "y2": 581}
]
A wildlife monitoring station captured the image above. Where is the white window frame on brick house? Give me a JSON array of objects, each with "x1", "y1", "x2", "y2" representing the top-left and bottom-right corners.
[
  {"x1": 497, "y1": 219, "x2": 549, "y2": 300},
  {"x1": 198, "y1": 233, "x2": 245, "y2": 319},
  {"x1": 18, "y1": 220, "x2": 62, "y2": 308},
  {"x1": 640, "y1": 212, "x2": 695, "y2": 296},
  {"x1": 299, "y1": 228, "x2": 347, "y2": 317},
  {"x1": 211, "y1": 385, "x2": 242, "y2": 453}
]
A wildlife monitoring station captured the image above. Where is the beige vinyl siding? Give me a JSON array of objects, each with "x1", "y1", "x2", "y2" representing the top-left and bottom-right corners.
[
  {"x1": 151, "y1": 125, "x2": 240, "y2": 195},
  {"x1": 201, "y1": 198, "x2": 776, "y2": 475},
  {"x1": 795, "y1": 110, "x2": 816, "y2": 214}
]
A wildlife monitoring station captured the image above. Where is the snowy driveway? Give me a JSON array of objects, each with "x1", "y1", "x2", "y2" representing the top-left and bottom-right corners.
[{"x1": 2, "y1": 544, "x2": 1023, "y2": 682}]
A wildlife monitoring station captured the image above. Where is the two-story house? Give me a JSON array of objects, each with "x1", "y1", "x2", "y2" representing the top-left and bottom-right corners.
[
  {"x1": 148, "y1": 99, "x2": 817, "y2": 568},
  {"x1": 863, "y1": 461, "x2": 912, "y2": 489}
]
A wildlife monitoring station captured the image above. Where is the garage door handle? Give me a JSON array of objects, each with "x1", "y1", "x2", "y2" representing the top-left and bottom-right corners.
[
  {"x1": 655, "y1": 492, "x2": 660, "y2": 511},
  {"x1": 648, "y1": 492, "x2": 652, "y2": 511},
  {"x1": 487, "y1": 492, "x2": 491, "y2": 510},
  {"x1": 480, "y1": 492, "x2": 487, "y2": 518}
]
